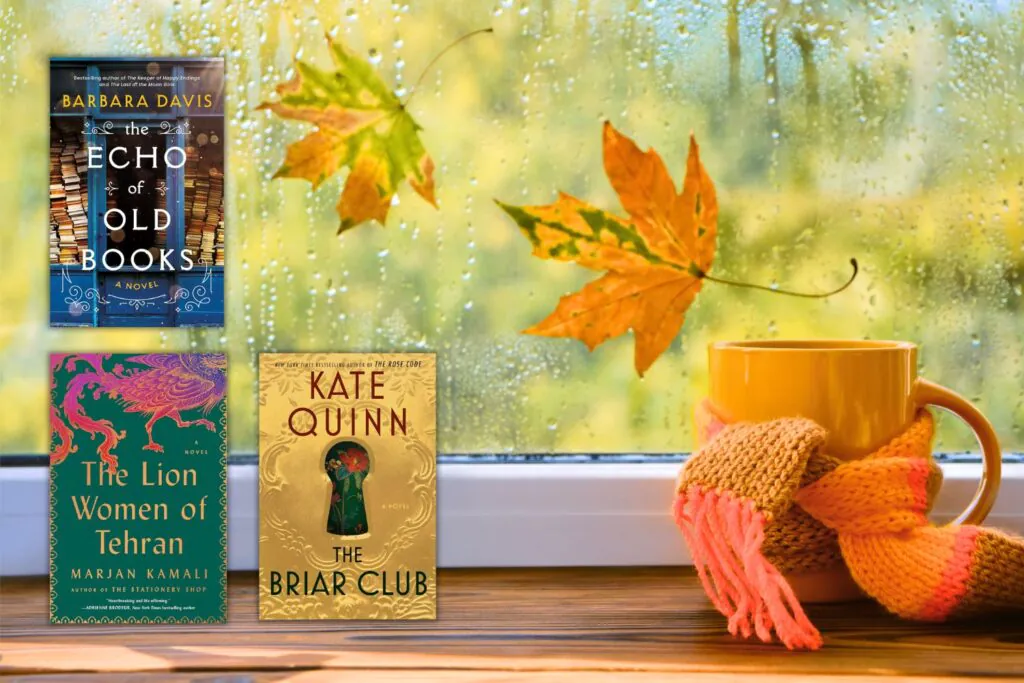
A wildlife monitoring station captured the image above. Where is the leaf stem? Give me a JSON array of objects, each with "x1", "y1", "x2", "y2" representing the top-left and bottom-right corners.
[
  {"x1": 404, "y1": 28, "x2": 494, "y2": 106},
  {"x1": 698, "y1": 258, "x2": 859, "y2": 299}
]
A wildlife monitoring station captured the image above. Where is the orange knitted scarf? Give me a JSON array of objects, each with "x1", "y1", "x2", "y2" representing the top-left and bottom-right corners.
[{"x1": 673, "y1": 400, "x2": 1024, "y2": 650}]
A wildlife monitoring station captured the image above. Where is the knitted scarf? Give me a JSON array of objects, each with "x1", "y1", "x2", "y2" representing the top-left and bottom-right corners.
[{"x1": 673, "y1": 400, "x2": 1024, "y2": 650}]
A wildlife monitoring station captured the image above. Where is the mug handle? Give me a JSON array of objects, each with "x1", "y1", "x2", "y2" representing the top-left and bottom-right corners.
[{"x1": 914, "y1": 378, "x2": 1001, "y2": 525}]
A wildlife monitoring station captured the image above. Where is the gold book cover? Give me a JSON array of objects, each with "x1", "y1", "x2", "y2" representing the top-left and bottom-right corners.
[{"x1": 258, "y1": 353, "x2": 436, "y2": 620}]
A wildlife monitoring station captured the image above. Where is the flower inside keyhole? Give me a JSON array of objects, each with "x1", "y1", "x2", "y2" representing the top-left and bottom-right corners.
[{"x1": 340, "y1": 447, "x2": 369, "y2": 474}]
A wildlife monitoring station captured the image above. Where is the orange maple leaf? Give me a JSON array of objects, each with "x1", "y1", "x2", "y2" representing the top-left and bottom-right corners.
[{"x1": 497, "y1": 122, "x2": 718, "y2": 377}]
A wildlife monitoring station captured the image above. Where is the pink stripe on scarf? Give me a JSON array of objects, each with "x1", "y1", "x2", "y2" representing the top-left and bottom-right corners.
[
  {"x1": 916, "y1": 526, "x2": 981, "y2": 621},
  {"x1": 673, "y1": 486, "x2": 823, "y2": 650}
]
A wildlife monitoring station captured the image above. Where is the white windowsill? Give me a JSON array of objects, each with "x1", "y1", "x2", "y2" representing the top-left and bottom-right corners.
[{"x1": 1, "y1": 461, "x2": 1022, "y2": 576}]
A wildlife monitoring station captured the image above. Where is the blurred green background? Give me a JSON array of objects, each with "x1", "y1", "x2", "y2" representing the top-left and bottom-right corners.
[{"x1": 1, "y1": 0, "x2": 1022, "y2": 455}]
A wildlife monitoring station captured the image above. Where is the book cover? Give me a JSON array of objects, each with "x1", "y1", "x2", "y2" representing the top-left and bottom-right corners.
[
  {"x1": 49, "y1": 353, "x2": 227, "y2": 623},
  {"x1": 49, "y1": 57, "x2": 225, "y2": 327},
  {"x1": 258, "y1": 353, "x2": 437, "y2": 620}
]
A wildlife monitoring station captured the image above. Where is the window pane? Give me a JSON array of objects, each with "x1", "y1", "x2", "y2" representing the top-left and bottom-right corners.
[
  {"x1": 103, "y1": 123, "x2": 167, "y2": 263},
  {"x1": 3, "y1": 0, "x2": 1022, "y2": 454}
]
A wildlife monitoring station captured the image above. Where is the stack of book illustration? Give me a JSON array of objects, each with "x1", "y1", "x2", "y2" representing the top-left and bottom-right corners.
[
  {"x1": 183, "y1": 144, "x2": 224, "y2": 267},
  {"x1": 154, "y1": 172, "x2": 167, "y2": 257},
  {"x1": 184, "y1": 145, "x2": 200, "y2": 261},
  {"x1": 214, "y1": 219, "x2": 225, "y2": 265},
  {"x1": 198, "y1": 167, "x2": 223, "y2": 265},
  {"x1": 49, "y1": 121, "x2": 89, "y2": 265}
]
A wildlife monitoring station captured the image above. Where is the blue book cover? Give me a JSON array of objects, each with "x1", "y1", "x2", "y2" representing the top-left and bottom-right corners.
[{"x1": 49, "y1": 57, "x2": 225, "y2": 327}]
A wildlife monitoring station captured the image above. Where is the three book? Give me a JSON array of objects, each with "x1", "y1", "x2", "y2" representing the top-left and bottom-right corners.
[{"x1": 46, "y1": 58, "x2": 437, "y2": 624}]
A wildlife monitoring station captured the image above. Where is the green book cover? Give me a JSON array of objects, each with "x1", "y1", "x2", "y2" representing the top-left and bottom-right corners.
[{"x1": 49, "y1": 353, "x2": 227, "y2": 623}]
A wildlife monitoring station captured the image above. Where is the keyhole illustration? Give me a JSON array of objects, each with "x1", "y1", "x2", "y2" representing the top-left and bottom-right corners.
[{"x1": 324, "y1": 441, "x2": 371, "y2": 536}]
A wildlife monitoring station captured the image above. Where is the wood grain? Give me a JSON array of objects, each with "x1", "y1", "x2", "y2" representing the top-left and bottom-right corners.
[
  {"x1": 0, "y1": 674, "x2": 1008, "y2": 683},
  {"x1": 2, "y1": 568, "x2": 1023, "y2": 680}
]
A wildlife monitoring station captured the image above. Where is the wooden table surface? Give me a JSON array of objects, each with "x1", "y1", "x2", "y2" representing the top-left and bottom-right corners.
[{"x1": 1, "y1": 568, "x2": 1023, "y2": 681}]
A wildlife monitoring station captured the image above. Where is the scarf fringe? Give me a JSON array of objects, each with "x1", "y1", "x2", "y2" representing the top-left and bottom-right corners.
[{"x1": 673, "y1": 485, "x2": 823, "y2": 650}]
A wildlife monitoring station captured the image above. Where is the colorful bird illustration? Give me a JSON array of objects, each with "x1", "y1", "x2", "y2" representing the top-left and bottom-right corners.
[{"x1": 51, "y1": 353, "x2": 227, "y2": 472}]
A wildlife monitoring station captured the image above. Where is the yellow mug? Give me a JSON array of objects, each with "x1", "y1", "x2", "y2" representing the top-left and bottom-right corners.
[{"x1": 704, "y1": 340, "x2": 1002, "y2": 602}]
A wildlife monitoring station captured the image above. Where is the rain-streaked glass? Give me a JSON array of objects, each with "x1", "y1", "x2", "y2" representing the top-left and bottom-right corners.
[{"x1": 1, "y1": 0, "x2": 1022, "y2": 455}]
